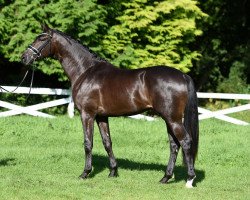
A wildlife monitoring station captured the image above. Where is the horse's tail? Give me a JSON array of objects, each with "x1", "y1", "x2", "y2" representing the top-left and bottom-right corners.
[{"x1": 183, "y1": 74, "x2": 199, "y2": 163}]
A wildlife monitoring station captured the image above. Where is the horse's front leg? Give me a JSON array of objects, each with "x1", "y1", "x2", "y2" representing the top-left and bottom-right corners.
[
  {"x1": 79, "y1": 112, "x2": 95, "y2": 179},
  {"x1": 96, "y1": 116, "x2": 118, "y2": 177}
]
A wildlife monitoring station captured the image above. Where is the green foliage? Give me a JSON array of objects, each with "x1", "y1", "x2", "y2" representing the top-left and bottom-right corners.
[
  {"x1": 217, "y1": 61, "x2": 250, "y2": 94},
  {"x1": 192, "y1": 0, "x2": 250, "y2": 92},
  {"x1": 0, "y1": 116, "x2": 249, "y2": 199},
  {"x1": 1, "y1": 0, "x2": 249, "y2": 94},
  {"x1": 103, "y1": 0, "x2": 207, "y2": 71},
  {"x1": 0, "y1": 0, "x2": 206, "y2": 82},
  {"x1": 0, "y1": 0, "x2": 107, "y2": 81}
]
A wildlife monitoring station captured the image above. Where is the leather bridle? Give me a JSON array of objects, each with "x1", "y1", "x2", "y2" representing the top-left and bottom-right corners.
[
  {"x1": 0, "y1": 33, "x2": 52, "y2": 94},
  {"x1": 28, "y1": 32, "x2": 52, "y2": 59}
]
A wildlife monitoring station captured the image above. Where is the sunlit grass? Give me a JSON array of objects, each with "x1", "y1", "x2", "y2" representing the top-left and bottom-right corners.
[{"x1": 0, "y1": 115, "x2": 249, "y2": 199}]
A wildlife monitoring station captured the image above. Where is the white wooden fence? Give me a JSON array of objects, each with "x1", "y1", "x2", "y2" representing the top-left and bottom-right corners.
[
  {"x1": 0, "y1": 86, "x2": 73, "y2": 118},
  {"x1": 0, "y1": 86, "x2": 249, "y2": 125},
  {"x1": 197, "y1": 93, "x2": 250, "y2": 125}
]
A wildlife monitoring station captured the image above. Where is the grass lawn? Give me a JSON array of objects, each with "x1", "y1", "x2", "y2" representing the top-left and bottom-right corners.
[{"x1": 0, "y1": 115, "x2": 249, "y2": 200}]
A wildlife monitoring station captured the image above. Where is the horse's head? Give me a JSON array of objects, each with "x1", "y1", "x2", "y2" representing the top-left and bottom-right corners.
[{"x1": 21, "y1": 24, "x2": 53, "y2": 65}]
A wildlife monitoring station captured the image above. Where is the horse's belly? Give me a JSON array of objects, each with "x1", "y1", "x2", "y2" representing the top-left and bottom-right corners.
[{"x1": 98, "y1": 95, "x2": 151, "y2": 116}]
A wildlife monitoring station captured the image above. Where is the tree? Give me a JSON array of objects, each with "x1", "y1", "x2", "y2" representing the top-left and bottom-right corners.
[
  {"x1": 0, "y1": 0, "x2": 207, "y2": 82},
  {"x1": 0, "y1": 0, "x2": 107, "y2": 81},
  {"x1": 191, "y1": 0, "x2": 250, "y2": 92},
  {"x1": 102, "y1": 0, "x2": 207, "y2": 72}
]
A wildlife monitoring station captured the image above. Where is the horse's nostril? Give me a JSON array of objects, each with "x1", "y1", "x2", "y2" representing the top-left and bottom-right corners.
[{"x1": 21, "y1": 56, "x2": 26, "y2": 63}]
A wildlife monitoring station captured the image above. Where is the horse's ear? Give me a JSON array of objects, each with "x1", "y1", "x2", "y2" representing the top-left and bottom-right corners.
[{"x1": 41, "y1": 23, "x2": 50, "y2": 32}]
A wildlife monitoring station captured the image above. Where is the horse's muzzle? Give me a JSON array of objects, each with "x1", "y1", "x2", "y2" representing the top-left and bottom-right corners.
[
  {"x1": 21, "y1": 55, "x2": 27, "y2": 65},
  {"x1": 21, "y1": 53, "x2": 34, "y2": 65}
]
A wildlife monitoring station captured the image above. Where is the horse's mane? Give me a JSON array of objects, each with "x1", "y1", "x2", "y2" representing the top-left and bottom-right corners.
[{"x1": 52, "y1": 29, "x2": 106, "y2": 62}]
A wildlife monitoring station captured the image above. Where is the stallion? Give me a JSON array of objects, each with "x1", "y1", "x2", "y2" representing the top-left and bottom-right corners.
[{"x1": 21, "y1": 24, "x2": 199, "y2": 188}]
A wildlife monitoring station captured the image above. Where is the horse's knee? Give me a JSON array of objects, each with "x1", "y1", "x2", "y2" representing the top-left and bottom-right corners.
[
  {"x1": 84, "y1": 139, "x2": 92, "y2": 153},
  {"x1": 102, "y1": 138, "x2": 111, "y2": 150},
  {"x1": 170, "y1": 142, "x2": 179, "y2": 153}
]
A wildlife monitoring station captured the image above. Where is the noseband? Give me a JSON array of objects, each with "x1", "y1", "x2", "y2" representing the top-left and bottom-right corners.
[{"x1": 28, "y1": 33, "x2": 52, "y2": 58}]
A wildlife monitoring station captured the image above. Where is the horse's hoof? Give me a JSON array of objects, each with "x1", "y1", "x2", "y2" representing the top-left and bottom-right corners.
[
  {"x1": 159, "y1": 174, "x2": 174, "y2": 184},
  {"x1": 78, "y1": 172, "x2": 89, "y2": 179},
  {"x1": 185, "y1": 176, "x2": 196, "y2": 188},
  {"x1": 185, "y1": 183, "x2": 194, "y2": 188},
  {"x1": 159, "y1": 177, "x2": 169, "y2": 184},
  {"x1": 108, "y1": 169, "x2": 118, "y2": 177},
  {"x1": 159, "y1": 177, "x2": 168, "y2": 184},
  {"x1": 78, "y1": 175, "x2": 87, "y2": 179}
]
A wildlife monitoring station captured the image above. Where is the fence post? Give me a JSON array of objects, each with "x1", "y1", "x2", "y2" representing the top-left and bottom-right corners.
[{"x1": 67, "y1": 96, "x2": 74, "y2": 118}]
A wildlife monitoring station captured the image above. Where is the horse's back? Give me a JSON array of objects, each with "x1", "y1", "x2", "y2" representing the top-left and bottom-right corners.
[
  {"x1": 93, "y1": 63, "x2": 187, "y2": 86},
  {"x1": 144, "y1": 66, "x2": 188, "y2": 91}
]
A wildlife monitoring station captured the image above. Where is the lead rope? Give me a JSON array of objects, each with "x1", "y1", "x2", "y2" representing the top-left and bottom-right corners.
[
  {"x1": 0, "y1": 65, "x2": 35, "y2": 101},
  {"x1": 0, "y1": 69, "x2": 30, "y2": 93},
  {"x1": 26, "y1": 66, "x2": 35, "y2": 102}
]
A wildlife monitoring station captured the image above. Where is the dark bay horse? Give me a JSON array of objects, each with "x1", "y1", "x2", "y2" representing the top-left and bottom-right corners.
[{"x1": 21, "y1": 24, "x2": 199, "y2": 188}]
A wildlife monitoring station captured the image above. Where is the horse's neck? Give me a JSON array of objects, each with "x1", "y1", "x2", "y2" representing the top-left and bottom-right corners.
[{"x1": 53, "y1": 36, "x2": 96, "y2": 85}]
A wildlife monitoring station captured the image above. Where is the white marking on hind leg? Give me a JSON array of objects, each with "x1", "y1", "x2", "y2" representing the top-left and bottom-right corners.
[{"x1": 185, "y1": 176, "x2": 196, "y2": 188}]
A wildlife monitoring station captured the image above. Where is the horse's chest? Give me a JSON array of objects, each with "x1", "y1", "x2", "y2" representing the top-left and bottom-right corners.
[{"x1": 73, "y1": 81, "x2": 101, "y2": 110}]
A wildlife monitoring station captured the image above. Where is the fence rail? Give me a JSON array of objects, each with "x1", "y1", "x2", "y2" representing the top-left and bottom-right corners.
[
  {"x1": 197, "y1": 92, "x2": 250, "y2": 125},
  {"x1": 0, "y1": 86, "x2": 249, "y2": 125},
  {"x1": 0, "y1": 86, "x2": 73, "y2": 118}
]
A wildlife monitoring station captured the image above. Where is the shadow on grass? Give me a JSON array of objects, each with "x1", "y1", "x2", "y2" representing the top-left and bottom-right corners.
[
  {"x1": 90, "y1": 154, "x2": 205, "y2": 184},
  {"x1": 0, "y1": 158, "x2": 16, "y2": 166}
]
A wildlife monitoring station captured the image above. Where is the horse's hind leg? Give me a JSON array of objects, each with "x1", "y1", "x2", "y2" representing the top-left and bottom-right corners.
[
  {"x1": 162, "y1": 121, "x2": 196, "y2": 187},
  {"x1": 160, "y1": 126, "x2": 180, "y2": 184},
  {"x1": 180, "y1": 130, "x2": 196, "y2": 188},
  {"x1": 96, "y1": 116, "x2": 118, "y2": 177}
]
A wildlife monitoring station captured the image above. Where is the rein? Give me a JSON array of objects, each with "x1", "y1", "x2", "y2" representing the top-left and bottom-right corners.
[
  {"x1": 0, "y1": 66, "x2": 35, "y2": 101},
  {"x1": 0, "y1": 32, "x2": 52, "y2": 99},
  {"x1": 0, "y1": 69, "x2": 30, "y2": 93}
]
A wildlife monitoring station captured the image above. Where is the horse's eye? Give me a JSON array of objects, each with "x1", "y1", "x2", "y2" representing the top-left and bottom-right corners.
[
  {"x1": 38, "y1": 35, "x2": 47, "y2": 41},
  {"x1": 39, "y1": 35, "x2": 47, "y2": 41}
]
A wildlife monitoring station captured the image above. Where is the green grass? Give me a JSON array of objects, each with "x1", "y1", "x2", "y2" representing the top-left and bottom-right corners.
[
  {"x1": 0, "y1": 115, "x2": 249, "y2": 200},
  {"x1": 229, "y1": 110, "x2": 250, "y2": 122}
]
